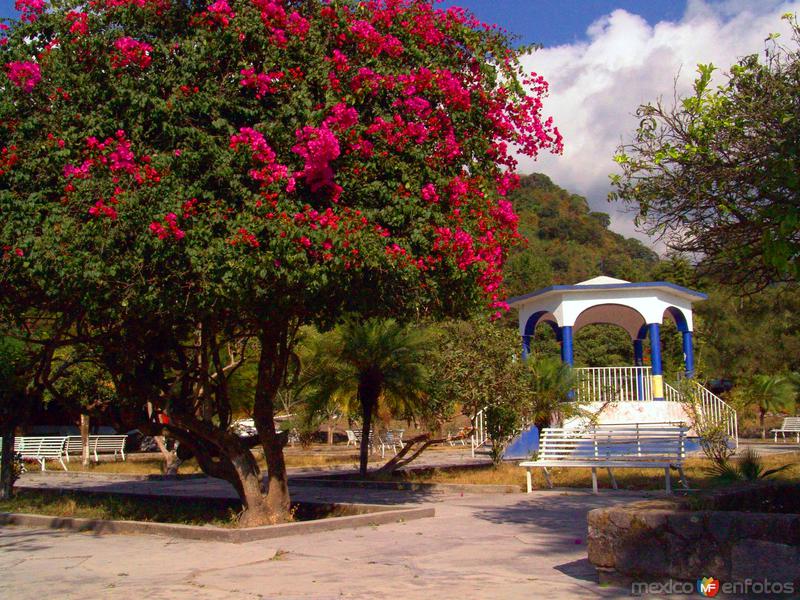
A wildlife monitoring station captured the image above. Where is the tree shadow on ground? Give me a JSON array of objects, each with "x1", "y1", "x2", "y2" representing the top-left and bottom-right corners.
[{"x1": 0, "y1": 527, "x2": 67, "y2": 553}]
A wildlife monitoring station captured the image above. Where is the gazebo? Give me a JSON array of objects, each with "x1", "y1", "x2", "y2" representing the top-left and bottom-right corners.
[{"x1": 505, "y1": 276, "x2": 737, "y2": 441}]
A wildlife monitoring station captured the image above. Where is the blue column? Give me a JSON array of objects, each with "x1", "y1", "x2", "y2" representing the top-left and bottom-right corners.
[
  {"x1": 521, "y1": 335, "x2": 531, "y2": 361},
  {"x1": 633, "y1": 339, "x2": 644, "y2": 366},
  {"x1": 633, "y1": 339, "x2": 644, "y2": 401},
  {"x1": 560, "y1": 326, "x2": 574, "y2": 366},
  {"x1": 649, "y1": 323, "x2": 664, "y2": 400},
  {"x1": 682, "y1": 331, "x2": 694, "y2": 379}
]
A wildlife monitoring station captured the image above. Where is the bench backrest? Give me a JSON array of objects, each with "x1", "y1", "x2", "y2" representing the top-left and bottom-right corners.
[
  {"x1": 780, "y1": 417, "x2": 800, "y2": 430},
  {"x1": 66, "y1": 435, "x2": 127, "y2": 453},
  {"x1": 539, "y1": 423, "x2": 687, "y2": 463},
  {"x1": 352, "y1": 430, "x2": 373, "y2": 442},
  {"x1": 13, "y1": 436, "x2": 67, "y2": 457},
  {"x1": 383, "y1": 430, "x2": 404, "y2": 444}
]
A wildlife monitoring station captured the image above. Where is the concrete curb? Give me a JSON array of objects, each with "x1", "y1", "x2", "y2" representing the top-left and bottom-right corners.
[
  {"x1": 0, "y1": 505, "x2": 435, "y2": 543},
  {"x1": 290, "y1": 477, "x2": 521, "y2": 494},
  {"x1": 26, "y1": 470, "x2": 208, "y2": 481}
]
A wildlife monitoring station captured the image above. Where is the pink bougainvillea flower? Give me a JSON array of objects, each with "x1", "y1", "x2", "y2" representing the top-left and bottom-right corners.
[
  {"x1": 111, "y1": 37, "x2": 153, "y2": 69},
  {"x1": 5, "y1": 61, "x2": 41, "y2": 93},
  {"x1": 15, "y1": 0, "x2": 45, "y2": 23},
  {"x1": 239, "y1": 68, "x2": 284, "y2": 98},
  {"x1": 202, "y1": 0, "x2": 235, "y2": 28},
  {"x1": 149, "y1": 212, "x2": 184, "y2": 240},
  {"x1": 291, "y1": 125, "x2": 340, "y2": 197},
  {"x1": 66, "y1": 11, "x2": 89, "y2": 36},
  {"x1": 88, "y1": 199, "x2": 118, "y2": 220}
]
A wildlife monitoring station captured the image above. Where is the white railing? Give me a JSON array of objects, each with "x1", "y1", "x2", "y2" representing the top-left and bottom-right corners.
[
  {"x1": 665, "y1": 381, "x2": 738, "y2": 448},
  {"x1": 470, "y1": 369, "x2": 738, "y2": 455},
  {"x1": 470, "y1": 409, "x2": 487, "y2": 457},
  {"x1": 664, "y1": 382, "x2": 682, "y2": 403},
  {"x1": 575, "y1": 366, "x2": 653, "y2": 403}
]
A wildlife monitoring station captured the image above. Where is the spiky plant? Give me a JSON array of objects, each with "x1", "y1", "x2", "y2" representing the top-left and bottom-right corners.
[{"x1": 708, "y1": 448, "x2": 794, "y2": 484}]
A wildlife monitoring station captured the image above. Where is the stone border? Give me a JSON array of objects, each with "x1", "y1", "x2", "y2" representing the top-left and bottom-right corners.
[
  {"x1": 290, "y1": 477, "x2": 521, "y2": 494},
  {"x1": 588, "y1": 494, "x2": 800, "y2": 585},
  {"x1": 0, "y1": 505, "x2": 435, "y2": 543}
]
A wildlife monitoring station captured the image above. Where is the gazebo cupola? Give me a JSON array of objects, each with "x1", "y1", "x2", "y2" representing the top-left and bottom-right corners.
[{"x1": 507, "y1": 276, "x2": 707, "y2": 401}]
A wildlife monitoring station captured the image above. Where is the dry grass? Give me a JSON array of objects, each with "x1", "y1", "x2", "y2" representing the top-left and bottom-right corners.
[
  {"x1": 39, "y1": 448, "x2": 364, "y2": 475},
  {"x1": 0, "y1": 489, "x2": 240, "y2": 526},
  {"x1": 393, "y1": 452, "x2": 800, "y2": 491}
]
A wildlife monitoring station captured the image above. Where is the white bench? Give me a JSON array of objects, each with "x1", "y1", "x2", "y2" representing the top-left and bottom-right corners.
[
  {"x1": 64, "y1": 435, "x2": 128, "y2": 462},
  {"x1": 771, "y1": 417, "x2": 800, "y2": 443},
  {"x1": 345, "y1": 430, "x2": 358, "y2": 446},
  {"x1": 13, "y1": 436, "x2": 68, "y2": 471},
  {"x1": 378, "y1": 430, "x2": 405, "y2": 458},
  {"x1": 352, "y1": 429, "x2": 377, "y2": 453},
  {"x1": 519, "y1": 423, "x2": 689, "y2": 494}
]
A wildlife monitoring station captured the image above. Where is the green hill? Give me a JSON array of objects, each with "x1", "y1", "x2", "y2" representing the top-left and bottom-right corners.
[{"x1": 504, "y1": 173, "x2": 659, "y2": 297}]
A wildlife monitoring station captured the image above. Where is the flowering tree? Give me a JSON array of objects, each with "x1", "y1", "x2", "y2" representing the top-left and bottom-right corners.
[{"x1": 0, "y1": 0, "x2": 561, "y2": 524}]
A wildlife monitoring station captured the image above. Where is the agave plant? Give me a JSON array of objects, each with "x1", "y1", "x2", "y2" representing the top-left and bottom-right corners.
[{"x1": 708, "y1": 448, "x2": 794, "y2": 484}]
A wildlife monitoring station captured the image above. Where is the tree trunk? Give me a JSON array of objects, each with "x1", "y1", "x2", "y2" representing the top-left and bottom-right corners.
[
  {"x1": 153, "y1": 435, "x2": 182, "y2": 476},
  {"x1": 376, "y1": 433, "x2": 448, "y2": 475},
  {"x1": 252, "y1": 323, "x2": 294, "y2": 524},
  {"x1": 80, "y1": 413, "x2": 90, "y2": 466},
  {"x1": 0, "y1": 429, "x2": 14, "y2": 500},
  {"x1": 166, "y1": 415, "x2": 272, "y2": 526},
  {"x1": 327, "y1": 422, "x2": 334, "y2": 446},
  {"x1": 760, "y1": 409, "x2": 766, "y2": 439},
  {"x1": 359, "y1": 397, "x2": 375, "y2": 477},
  {"x1": 357, "y1": 371, "x2": 382, "y2": 477}
]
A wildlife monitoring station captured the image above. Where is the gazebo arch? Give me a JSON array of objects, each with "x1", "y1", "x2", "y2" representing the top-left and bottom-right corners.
[
  {"x1": 573, "y1": 303, "x2": 646, "y2": 340},
  {"x1": 663, "y1": 306, "x2": 695, "y2": 378},
  {"x1": 522, "y1": 310, "x2": 561, "y2": 358}
]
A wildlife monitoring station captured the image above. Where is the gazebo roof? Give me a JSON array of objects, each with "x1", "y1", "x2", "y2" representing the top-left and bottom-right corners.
[
  {"x1": 507, "y1": 276, "x2": 707, "y2": 307},
  {"x1": 508, "y1": 277, "x2": 707, "y2": 339}
]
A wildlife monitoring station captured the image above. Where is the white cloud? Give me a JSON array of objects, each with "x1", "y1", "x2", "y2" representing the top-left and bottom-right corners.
[{"x1": 520, "y1": 1, "x2": 800, "y2": 253}]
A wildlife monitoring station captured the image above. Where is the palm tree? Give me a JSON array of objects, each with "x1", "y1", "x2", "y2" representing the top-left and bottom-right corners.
[
  {"x1": 523, "y1": 355, "x2": 576, "y2": 429},
  {"x1": 300, "y1": 318, "x2": 431, "y2": 476},
  {"x1": 747, "y1": 374, "x2": 796, "y2": 438}
]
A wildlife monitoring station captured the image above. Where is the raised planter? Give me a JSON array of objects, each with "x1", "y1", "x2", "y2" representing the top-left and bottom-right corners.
[
  {"x1": 587, "y1": 484, "x2": 800, "y2": 586},
  {"x1": 0, "y1": 502, "x2": 434, "y2": 543}
]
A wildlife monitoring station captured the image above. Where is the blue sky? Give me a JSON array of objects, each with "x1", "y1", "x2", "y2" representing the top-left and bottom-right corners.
[{"x1": 439, "y1": 1, "x2": 686, "y2": 47}]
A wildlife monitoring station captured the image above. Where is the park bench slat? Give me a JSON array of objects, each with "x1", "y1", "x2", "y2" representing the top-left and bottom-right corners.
[
  {"x1": 13, "y1": 436, "x2": 68, "y2": 471},
  {"x1": 771, "y1": 417, "x2": 800, "y2": 443},
  {"x1": 65, "y1": 435, "x2": 128, "y2": 462},
  {"x1": 520, "y1": 423, "x2": 688, "y2": 494}
]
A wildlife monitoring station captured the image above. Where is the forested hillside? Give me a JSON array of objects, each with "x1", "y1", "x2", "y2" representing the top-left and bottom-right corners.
[{"x1": 503, "y1": 173, "x2": 659, "y2": 297}]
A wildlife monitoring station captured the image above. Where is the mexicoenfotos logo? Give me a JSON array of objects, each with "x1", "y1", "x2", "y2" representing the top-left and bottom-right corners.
[{"x1": 697, "y1": 577, "x2": 721, "y2": 597}]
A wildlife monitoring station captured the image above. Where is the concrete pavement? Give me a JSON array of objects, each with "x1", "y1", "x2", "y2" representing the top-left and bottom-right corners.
[{"x1": 0, "y1": 472, "x2": 648, "y2": 599}]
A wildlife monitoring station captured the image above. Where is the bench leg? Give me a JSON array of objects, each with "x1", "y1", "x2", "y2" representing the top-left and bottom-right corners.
[
  {"x1": 607, "y1": 467, "x2": 618, "y2": 490},
  {"x1": 59, "y1": 457, "x2": 68, "y2": 472},
  {"x1": 39, "y1": 458, "x2": 46, "y2": 472},
  {"x1": 526, "y1": 468, "x2": 533, "y2": 494},
  {"x1": 678, "y1": 466, "x2": 689, "y2": 489},
  {"x1": 543, "y1": 467, "x2": 553, "y2": 489},
  {"x1": 665, "y1": 467, "x2": 672, "y2": 495},
  {"x1": 591, "y1": 468, "x2": 598, "y2": 494}
]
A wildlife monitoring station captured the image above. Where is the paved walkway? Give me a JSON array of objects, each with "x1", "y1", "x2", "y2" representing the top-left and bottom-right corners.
[{"x1": 1, "y1": 471, "x2": 650, "y2": 599}]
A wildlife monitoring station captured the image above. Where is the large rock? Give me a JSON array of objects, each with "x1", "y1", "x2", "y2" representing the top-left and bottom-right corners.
[{"x1": 588, "y1": 486, "x2": 800, "y2": 586}]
